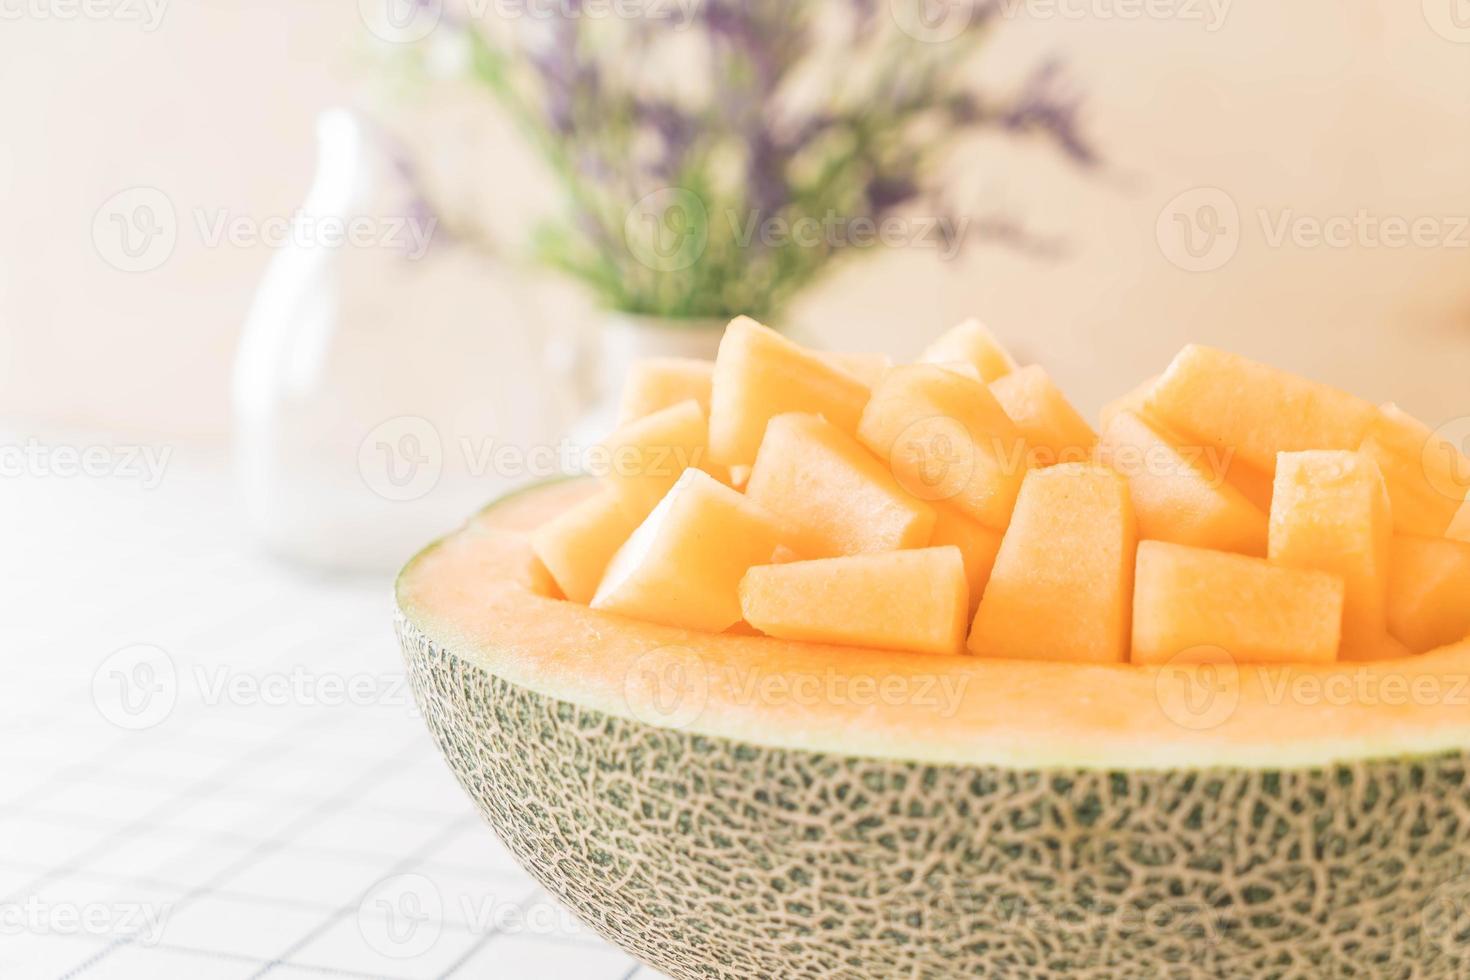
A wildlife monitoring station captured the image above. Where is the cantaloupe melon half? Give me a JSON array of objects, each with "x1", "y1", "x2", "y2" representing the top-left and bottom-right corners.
[{"x1": 398, "y1": 480, "x2": 1470, "y2": 979}]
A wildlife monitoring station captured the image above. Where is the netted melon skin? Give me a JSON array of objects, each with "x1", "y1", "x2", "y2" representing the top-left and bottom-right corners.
[{"x1": 398, "y1": 616, "x2": 1470, "y2": 979}]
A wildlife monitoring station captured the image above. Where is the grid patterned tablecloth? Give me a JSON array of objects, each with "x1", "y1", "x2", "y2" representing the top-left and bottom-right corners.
[{"x1": 0, "y1": 439, "x2": 668, "y2": 979}]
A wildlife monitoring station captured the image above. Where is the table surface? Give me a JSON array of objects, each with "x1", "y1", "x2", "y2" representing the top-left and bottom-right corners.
[{"x1": 1, "y1": 440, "x2": 670, "y2": 980}]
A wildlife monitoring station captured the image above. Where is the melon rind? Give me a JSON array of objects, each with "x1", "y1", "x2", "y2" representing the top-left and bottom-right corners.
[
  {"x1": 395, "y1": 482, "x2": 1470, "y2": 979},
  {"x1": 397, "y1": 613, "x2": 1470, "y2": 979}
]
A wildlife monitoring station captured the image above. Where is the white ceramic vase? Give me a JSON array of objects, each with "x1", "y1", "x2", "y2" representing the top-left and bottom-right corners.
[{"x1": 232, "y1": 109, "x2": 565, "y2": 573}]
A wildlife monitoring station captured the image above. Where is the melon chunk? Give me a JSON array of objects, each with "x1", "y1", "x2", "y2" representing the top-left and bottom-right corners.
[
  {"x1": 592, "y1": 469, "x2": 783, "y2": 632},
  {"x1": 1359, "y1": 404, "x2": 1470, "y2": 537},
  {"x1": 968, "y1": 464, "x2": 1137, "y2": 663},
  {"x1": 1145, "y1": 344, "x2": 1378, "y2": 476},
  {"x1": 819, "y1": 351, "x2": 892, "y2": 388},
  {"x1": 600, "y1": 399, "x2": 716, "y2": 518},
  {"x1": 1131, "y1": 541, "x2": 1345, "y2": 664},
  {"x1": 708, "y1": 317, "x2": 871, "y2": 467},
  {"x1": 745, "y1": 413, "x2": 936, "y2": 557},
  {"x1": 1099, "y1": 374, "x2": 1159, "y2": 430},
  {"x1": 1097, "y1": 411, "x2": 1267, "y2": 555},
  {"x1": 1387, "y1": 535, "x2": 1470, "y2": 654},
  {"x1": 740, "y1": 547, "x2": 969, "y2": 655},
  {"x1": 617, "y1": 357, "x2": 714, "y2": 424},
  {"x1": 1268, "y1": 451, "x2": 1392, "y2": 654},
  {"x1": 917, "y1": 318, "x2": 1018, "y2": 382},
  {"x1": 989, "y1": 365, "x2": 1097, "y2": 467},
  {"x1": 857, "y1": 364, "x2": 1028, "y2": 530},
  {"x1": 531, "y1": 491, "x2": 643, "y2": 604},
  {"x1": 928, "y1": 506, "x2": 1003, "y2": 613},
  {"x1": 1222, "y1": 460, "x2": 1276, "y2": 514}
]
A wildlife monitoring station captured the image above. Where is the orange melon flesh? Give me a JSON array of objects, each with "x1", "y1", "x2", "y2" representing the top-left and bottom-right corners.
[
  {"x1": 740, "y1": 547, "x2": 969, "y2": 656},
  {"x1": 819, "y1": 351, "x2": 892, "y2": 388},
  {"x1": 1098, "y1": 410, "x2": 1267, "y2": 556},
  {"x1": 1387, "y1": 535, "x2": 1470, "y2": 654},
  {"x1": 592, "y1": 469, "x2": 783, "y2": 633},
  {"x1": 399, "y1": 479, "x2": 1470, "y2": 769},
  {"x1": 917, "y1": 318, "x2": 1018, "y2": 382},
  {"x1": 968, "y1": 464, "x2": 1136, "y2": 663},
  {"x1": 1131, "y1": 541, "x2": 1345, "y2": 665},
  {"x1": 1268, "y1": 451, "x2": 1392, "y2": 654},
  {"x1": 1145, "y1": 344, "x2": 1379, "y2": 477},
  {"x1": 1099, "y1": 374, "x2": 1159, "y2": 431},
  {"x1": 1221, "y1": 459, "x2": 1276, "y2": 514},
  {"x1": 599, "y1": 399, "x2": 717, "y2": 518},
  {"x1": 933, "y1": 361, "x2": 985, "y2": 384},
  {"x1": 857, "y1": 364, "x2": 1028, "y2": 530},
  {"x1": 989, "y1": 365, "x2": 1097, "y2": 467},
  {"x1": 707, "y1": 317, "x2": 872, "y2": 468},
  {"x1": 744, "y1": 413, "x2": 936, "y2": 557},
  {"x1": 1452, "y1": 495, "x2": 1470, "y2": 543},
  {"x1": 530, "y1": 490, "x2": 643, "y2": 604},
  {"x1": 928, "y1": 506, "x2": 1003, "y2": 613},
  {"x1": 616, "y1": 357, "x2": 714, "y2": 424},
  {"x1": 1359, "y1": 404, "x2": 1470, "y2": 537}
]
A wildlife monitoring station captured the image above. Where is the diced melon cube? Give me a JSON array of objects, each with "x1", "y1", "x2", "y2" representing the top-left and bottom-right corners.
[
  {"x1": 1359, "y1": 404, "x2": 1470, "y2": 537},
  {"x1": 1097, "y1": 410, "x2": 1267, "y2": 555},
  {"x1": 592, "y1": 469, "x2": 783, "y2": 632},
  {"x1": 917, "y1": 318, "x2": 1018, "y2": 382},
  {"x1": 1145, "y1": 344, "x2": 1378, "y2": 476},
  {"x1": 745, "y1": 413, "x2": 936, "y2": 557},
  {"x1": 1099, "y1": 374, "x2": 1159, "y2": 430},
  {"x1": 1268, "y1": 451, "x2": 1392, "y2": 654},
  {"x1": 857, "y1": 364, "x2": 1028, "y2": 530},
  {"x1": 531, "y1": 491, "x2": 642, "y2": 604},
  {"x1": 968, "y1": 464, "x2": 1137, "y2": 662},
  {"x1": 740, "y1": 547, "x2": 969, "y2": 655},
  {"x1": 617, "y1": 357, "x2": 714, "y2": 424},
  {"x1": 708, "y1": 317, "x2": 872, "y2": 467},
  {"x1": 600, "y1": 399, "x2": 717, "y2": 518},
  {"x1": 989, "y1": 365, "x2": 1097, "y2": 467},
  {"x1": 1131, "y1": 541, "x2": 1345, "y2": 664},
  {"x1": 1387, "y1": 535, "x2": 1470, "y2": 653},
  {"x1": 934, "y1": 361, "x2": 985, "y2": 383},
  {"x1": 819, "y1": 351, "x2": 892, "y2": 388},
  {"x1": 928, "y1": 506, "x2": 1002, "y2": 613}
]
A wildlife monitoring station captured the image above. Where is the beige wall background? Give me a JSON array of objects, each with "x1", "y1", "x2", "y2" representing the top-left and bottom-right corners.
[{"x1": 1, "y1": 1, "x2": 1467, "y2": 439}]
